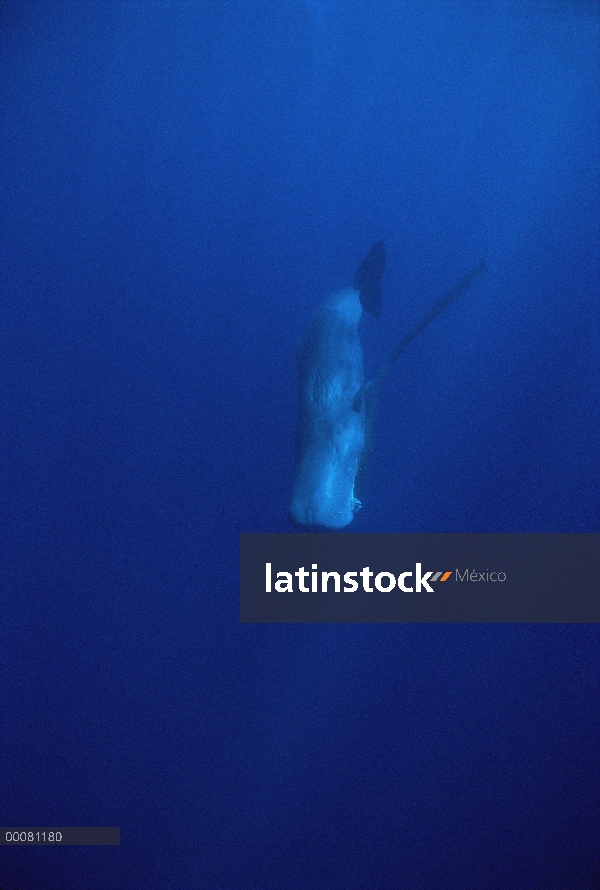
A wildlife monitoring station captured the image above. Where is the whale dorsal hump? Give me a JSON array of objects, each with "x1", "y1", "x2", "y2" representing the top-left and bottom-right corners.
[{"x1": 353, "y1": 240, "x2": 385, "y2": 318}]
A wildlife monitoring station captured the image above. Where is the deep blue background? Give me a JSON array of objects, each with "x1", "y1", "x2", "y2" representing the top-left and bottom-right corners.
[{"x1": 1, "y1": 2, "x2": 599, "y2": 888}]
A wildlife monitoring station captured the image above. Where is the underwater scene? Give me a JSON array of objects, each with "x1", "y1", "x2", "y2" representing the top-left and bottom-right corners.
[{"x1": 0, "y1": 1, "x2": 599, "y2": 887}]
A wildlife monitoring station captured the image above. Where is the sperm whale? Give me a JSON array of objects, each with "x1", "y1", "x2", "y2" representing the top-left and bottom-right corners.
[
  {"x1": 290, "y1": 241, "x2": 385, "y2": 529},
  {"x1": 289, "y1": 244, "x2": 487, "y2": 529}
]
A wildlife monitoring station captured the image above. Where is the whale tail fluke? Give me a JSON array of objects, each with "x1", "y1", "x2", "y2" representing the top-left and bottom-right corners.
[{"x1": 353, "y1": 240, "x2": 385, "y2": 318}]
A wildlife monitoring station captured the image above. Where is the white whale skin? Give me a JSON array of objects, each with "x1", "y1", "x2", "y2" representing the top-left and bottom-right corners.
[{"x1": 290, "y1": 287, "x2": 366, "y2": 529}]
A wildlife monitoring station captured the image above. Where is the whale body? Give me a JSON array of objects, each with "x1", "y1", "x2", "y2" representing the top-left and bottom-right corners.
[
  {"x1": 289, "y1": 243, "x2": 487, "y2": 530},
  {"x1": 290, "y1": 242, "x2": 385, "y2": 528}
]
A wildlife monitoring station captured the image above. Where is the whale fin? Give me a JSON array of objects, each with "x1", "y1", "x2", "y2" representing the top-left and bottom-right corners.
[{"x1": 353, "y1": 240, "x2": 385, "y2": 318}]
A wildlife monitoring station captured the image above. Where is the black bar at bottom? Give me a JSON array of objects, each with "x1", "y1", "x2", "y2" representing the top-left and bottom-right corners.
[{"x1": 0, "y1": 828, "x2": 120, "y2": 845}]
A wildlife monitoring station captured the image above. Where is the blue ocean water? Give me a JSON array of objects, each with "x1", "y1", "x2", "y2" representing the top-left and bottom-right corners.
[{"x1": 0, "y1": 1, "x2": 598, "y2": 887}]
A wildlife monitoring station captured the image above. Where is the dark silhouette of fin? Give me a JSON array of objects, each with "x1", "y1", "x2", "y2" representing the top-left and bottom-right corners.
[
  {"x1": 353, "y1": 240, "x2": 385, "y2": 317},
  {"x1": 353, "y1": 260, "x2": 488, "y2": 497}
]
